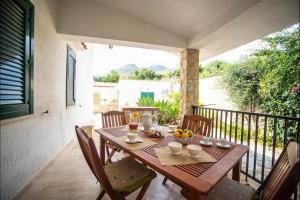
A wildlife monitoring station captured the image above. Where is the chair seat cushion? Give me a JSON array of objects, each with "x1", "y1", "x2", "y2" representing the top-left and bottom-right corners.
[
  {"x1": 206, "y1": 177, "x2": 255, "y2": 200},
  {"x1": 104, "y1": 157, "x2": 156, "y2": 194}
]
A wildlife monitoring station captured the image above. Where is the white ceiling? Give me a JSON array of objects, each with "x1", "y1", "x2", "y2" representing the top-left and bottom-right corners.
[
  {"x1": 58, "y1": 0, "x2": 299, "y2": 60},
  {"x1": 97, "y1": 0, "x2": 260, "y2": 39}
]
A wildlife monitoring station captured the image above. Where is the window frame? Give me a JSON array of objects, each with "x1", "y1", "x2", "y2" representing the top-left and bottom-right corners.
[
  {"x1": 66, "y1": 45, "x2": 76, "y2": 107},
  {"x1": 0, "y1": 0, "x2": 34, "y2": 120}
]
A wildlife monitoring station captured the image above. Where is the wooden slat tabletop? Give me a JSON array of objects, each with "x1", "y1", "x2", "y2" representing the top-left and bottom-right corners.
[{"x1": 96, "y1": 126, "x2": 249, "y2": 198}]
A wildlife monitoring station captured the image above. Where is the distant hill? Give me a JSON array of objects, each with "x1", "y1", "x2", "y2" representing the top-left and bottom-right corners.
[
  {"x1": 98, "y1": 64, "x2": 173, "y2": 76},
  {"x1": 117, "y1": 64, "x2": 139, "y2": 75},
  {"x1": 148, "y1": 65, "x2": 170, "y2": 73}
]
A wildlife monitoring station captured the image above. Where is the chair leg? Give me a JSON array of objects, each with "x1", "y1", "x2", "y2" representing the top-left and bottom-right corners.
[
  {"x1": 105, "y1": 146, "x2": 110, "y2": 158},
  {"x1": 105, "y1": 148, "x2": 116, "y2": 164},
  {"x1": 97, "y1": 189, "x2": 105, "y2": 200},
  {"x1": 136, "y1": 181, "x2": 151, "y2": 200},
  {"x1": 162, "y1": 177, "x2": 168, "y2": 185}
]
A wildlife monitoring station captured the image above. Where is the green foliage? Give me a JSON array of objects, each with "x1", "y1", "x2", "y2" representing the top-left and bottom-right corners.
[
  {"x1": 222, "y1": 58, "x2": 263, "y2": 113},
  {"x1": 136, "y1": 97, "x2": 155, "y2": 107},
  {"x1": 94, "y1": 70, "x2": 120, "y2": 83},
  {"x1": 136, "y1": 92, "x2": 180, "y2": 125},
  {"x1": 200, "y1": 60, "x2": 229, "y2": 78},
  {"x1": 163, "y1": 69, "x2": 180, "y2": 79},
  {"x1": 222, "y1": 24, "x2": 300, "y2": 142},
  {"x1": 216, "y1": 122, "x2": 279, "y2": 148},
  {"x1": 129, "y1": 68, "x2": 163, "y2": 80}
]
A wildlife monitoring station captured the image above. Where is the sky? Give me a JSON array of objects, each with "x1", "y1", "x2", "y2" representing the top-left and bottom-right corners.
[
  {"x1": 92, "y1": 44, "x2": 180, "y2": 75},
  {"x1": 91, "y1": 23, "x2": 299, "y2": 75},
  {"x1": 91, "y1": 39, "x2": 264, "y2": 75}
]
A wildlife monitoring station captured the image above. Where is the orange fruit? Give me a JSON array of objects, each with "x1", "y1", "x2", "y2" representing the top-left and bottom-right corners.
[
  {"x1": 181, "y1": 133, "x2": 189, "y2": 138},
  {"x1": 174, "y1": 132, "x2": 181, "y2": 138}
]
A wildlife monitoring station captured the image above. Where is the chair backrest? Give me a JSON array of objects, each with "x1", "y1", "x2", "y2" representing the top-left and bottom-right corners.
[
  {"x1": 75, "y1": 126, "x2": 117, "y2": 198},
  {"x1": 101, "y1": 111, "x2": 126, "y2": 128},
  {"x1": 258, "y1": 139, "x2": 300, "y2": 200},
  {"x1": 182, "y1": 115, "x2": 211, "y2": 136}
]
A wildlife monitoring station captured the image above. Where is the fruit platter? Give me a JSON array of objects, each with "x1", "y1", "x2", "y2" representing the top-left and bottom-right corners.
[{"x1": 173, "y1": 127, "x2": 193, "y2": 145}]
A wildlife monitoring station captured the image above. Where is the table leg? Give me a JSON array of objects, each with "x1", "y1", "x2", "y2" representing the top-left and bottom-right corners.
[
  {"x1": 190, "y1": 190, "x2": 206, "y2": 200},
  {"x1": 100, "y1": 135, "x2": 105, "y2": 166},
  {"x1": 232, "y1": 160, "x2": 241, "y2": 181}
]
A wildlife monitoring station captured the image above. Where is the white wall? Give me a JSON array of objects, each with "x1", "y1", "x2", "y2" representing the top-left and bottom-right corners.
[
  {"x1": 118, "y1": 80, "x2": 175, "y2": 107},
  {"x1": 0, "y1": 0, "x2": 93, "y2": 199}
]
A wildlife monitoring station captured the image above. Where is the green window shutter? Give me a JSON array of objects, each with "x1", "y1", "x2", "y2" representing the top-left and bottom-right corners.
[
  {"x1": 66, "y1": 45, "x2": 76, "y2": 107},
  {"x1": 0, "y1": 0, "x2": 34, "y2": 120},
  {"x1": 141, "y1": 92, "x2": 154, "y2": 99}
]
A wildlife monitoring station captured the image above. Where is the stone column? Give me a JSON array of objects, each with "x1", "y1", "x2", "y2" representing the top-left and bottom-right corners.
[{"x1": 180, "y1": 49, "x2": 199, "y2": 122}]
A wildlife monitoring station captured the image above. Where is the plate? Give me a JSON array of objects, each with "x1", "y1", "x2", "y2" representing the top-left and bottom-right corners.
[
  {"x1": 216, "y1": 142, "x2": 231, "y2": 149},
  {"x1": 126, "y1": 138, "x2": 143, "y2": 144},
  {"x1": 200, "y1": 140, "x2": 213, "y2": 146}
]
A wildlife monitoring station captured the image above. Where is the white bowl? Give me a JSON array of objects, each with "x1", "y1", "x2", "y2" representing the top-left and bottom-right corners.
[
  {"x1": 168, "y1": 142, "x2": 182, "y2": 154},
  {"x1": 187, "y1": 144, "x2": 202, "y2": 157},
  {"x1": 127, "y1": 132, "x2": 138, "y2": 142}
]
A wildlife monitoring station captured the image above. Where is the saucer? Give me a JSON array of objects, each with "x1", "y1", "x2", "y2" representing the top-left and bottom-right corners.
[
  {"x1": 216, "y1": 142, "x2": 231, "y2": 149},
  {"x1": 200, "y1": 140, "x2": 213, "y2": 146},
  {"x1": 126, "y1": 138, "x2": 143, "y2": 144},
  {"x1": 190, "y1": 154, "x2": 200, "y2": 158},
  {"x1": 170, "y1": 151, "x2": 180, "y2": 155}
]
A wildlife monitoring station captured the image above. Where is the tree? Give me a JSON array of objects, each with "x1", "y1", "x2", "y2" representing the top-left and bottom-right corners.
[
  {"x1": 223, "y1": 24, "x2": 300, "y2": 116},
  {"x1": 200, "y1": 60, "x2": 229, "y2": 78},
  {"x1": 94, "y1": 70, "x2": 120, "y2": 83},
  {"x1": 255, "y1": 25, "x2": 300, "y2": 117},
  {"x1": 222, "y1": 58, "x2": 263, "y2": 113},
  {"x1": 130, "y1": 68, "x2": 163, "y2": 80},
  {"x1": 222, "y1": 24, "x2": 300, "y2": 142}
]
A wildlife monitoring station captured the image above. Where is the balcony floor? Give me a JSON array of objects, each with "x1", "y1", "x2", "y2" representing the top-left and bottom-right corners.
[{"x1": 16, "y1": 133, "x2": 255, "y2": 200}]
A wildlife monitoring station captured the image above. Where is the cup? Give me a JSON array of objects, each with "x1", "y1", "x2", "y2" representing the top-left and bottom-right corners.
[
  {"x1": 127, "y1": 132, "x2": 138, "y2": 142},
  {"x1": 168, "y1": 142, "x2": 182, "y2": 154},
  {"x1": 202, "y1": 136, "x2": 211, "y2": 144},
  {"x1": 220, "y1": 139, "x2": 229, "y2": 146},
  {"x1": 187, "y1": 144, "x2": 202, "y2": 157}
]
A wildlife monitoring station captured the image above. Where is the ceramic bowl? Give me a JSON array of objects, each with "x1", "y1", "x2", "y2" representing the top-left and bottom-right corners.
[
  {"x1": 168, "y1": 142, "x2": 182, "y2": 154},
  {"x1": 187, "y1": 144, "x2": 202, "y2": 157}
]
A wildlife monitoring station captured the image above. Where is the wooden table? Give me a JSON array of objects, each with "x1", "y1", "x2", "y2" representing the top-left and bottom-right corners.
[{"x1": 96, "y1": 126, "x2": 249, "y2": 200}]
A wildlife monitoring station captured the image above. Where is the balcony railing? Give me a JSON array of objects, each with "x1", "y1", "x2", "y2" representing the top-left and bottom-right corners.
[{"x1": 192, "y1": 105, "x2": 300, "y2": 199}]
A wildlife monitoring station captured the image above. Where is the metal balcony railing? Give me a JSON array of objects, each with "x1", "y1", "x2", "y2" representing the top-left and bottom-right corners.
[{"x1": 192, "y1": 105, "x2": 300, "y2": 199}]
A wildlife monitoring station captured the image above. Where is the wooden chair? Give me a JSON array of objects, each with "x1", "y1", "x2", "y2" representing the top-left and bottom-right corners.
[
  {"x1": 75, "y1": 126, "x2": 157, "y2": 200},
  {"x1": 162, "y1": 114, "x2": 212, "y2": 184},
  {"x1": 102, "y1": 111, "x2": 126, "y2": 128},
  {"x1": 182, "y1": 115, "x2": 211, "y2": 136},
  {"x1": 183, "y1": 139, "x2": 300, "y2": 200},
  {"x1": 101, "y1": 111, "x2": 126, "y2": 163}
]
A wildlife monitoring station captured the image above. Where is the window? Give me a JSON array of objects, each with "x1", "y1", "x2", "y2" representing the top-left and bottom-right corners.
[
  {"x1": 0, "y1": 0, "x2": 34, "y2": 120},
  {"x1": 141, "y1": 92, "x2": 154, "y2": 100},
  {"x1": 66, "y1": 45, "x2": 76, "y2": 107}
]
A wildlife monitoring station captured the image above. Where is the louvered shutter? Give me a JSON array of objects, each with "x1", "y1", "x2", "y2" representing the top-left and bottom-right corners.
[
  {"x1": 66, "y1": 45, "x2": 76, "y2": 107},
  {"x1": 0, "y1": 0, "x2": 34, "y2": 120}
]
